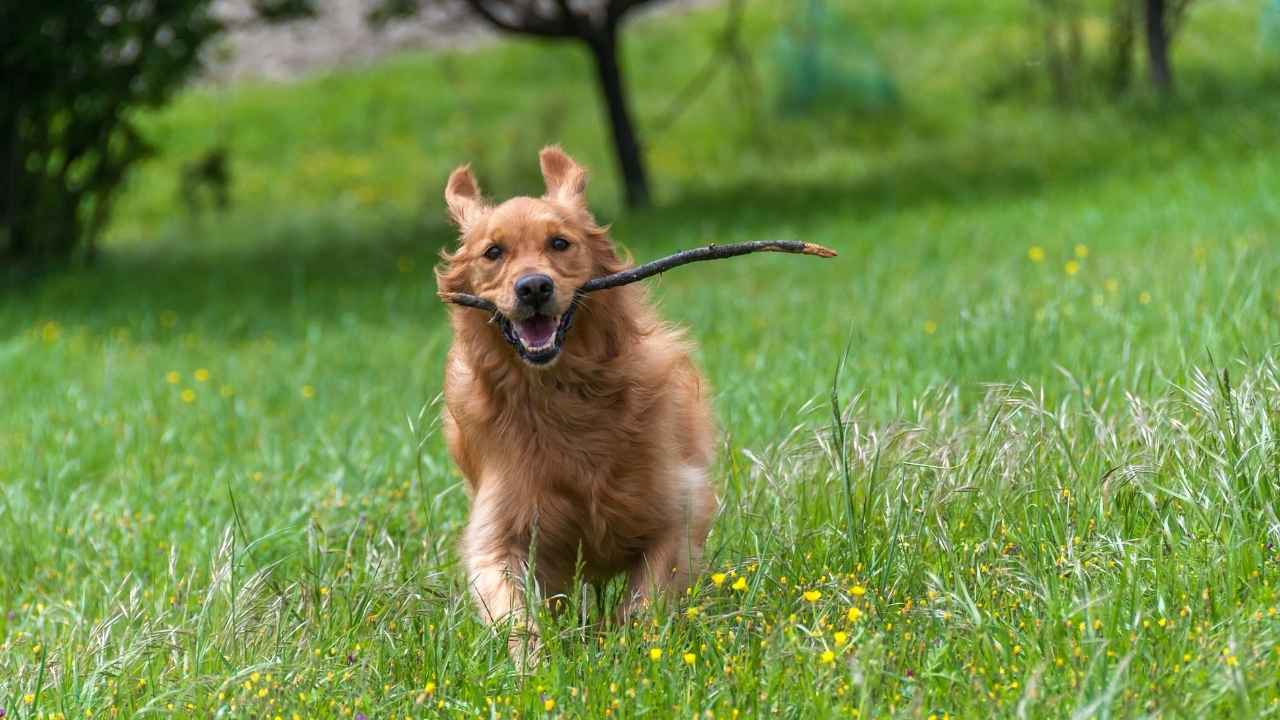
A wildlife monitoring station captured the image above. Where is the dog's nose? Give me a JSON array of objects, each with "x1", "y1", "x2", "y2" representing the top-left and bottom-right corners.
[{"x1": 514, "y1": 273, "x2": 555, "y2": 307}]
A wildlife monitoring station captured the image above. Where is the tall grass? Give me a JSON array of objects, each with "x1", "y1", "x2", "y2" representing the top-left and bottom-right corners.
[{"x1": 2, "y1": 354, "x2": 1277, "y2": 716}]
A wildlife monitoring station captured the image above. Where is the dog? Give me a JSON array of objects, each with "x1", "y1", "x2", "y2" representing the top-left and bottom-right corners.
[{"x1": 435, "y1": 147, "x2": 717, "y2": 658}]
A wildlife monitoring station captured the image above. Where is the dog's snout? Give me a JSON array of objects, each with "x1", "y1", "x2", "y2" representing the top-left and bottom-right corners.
[{"x1": 515, "y1": 273, "x2": 555, "y2": 306}]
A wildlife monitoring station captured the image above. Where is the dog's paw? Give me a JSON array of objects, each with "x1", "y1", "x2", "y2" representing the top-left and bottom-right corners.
[{"x1": 508, "y1": 627, "x2": 542, "y2": 672}]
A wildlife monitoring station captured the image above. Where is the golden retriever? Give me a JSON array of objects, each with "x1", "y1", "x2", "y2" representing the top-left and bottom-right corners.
[{"x1": 435, "y1": 147, "x2": 716, "y2": 658}]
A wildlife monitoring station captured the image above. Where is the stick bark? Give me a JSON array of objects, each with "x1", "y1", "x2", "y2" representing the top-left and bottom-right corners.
[{"x1": 439, "y1": 240, "x2": 838, "y2": 314}]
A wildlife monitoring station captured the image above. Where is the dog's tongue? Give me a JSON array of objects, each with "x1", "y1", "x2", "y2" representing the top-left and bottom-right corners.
[{"x1": 515, "y1": 314, "x2": 557, "y2": 349}]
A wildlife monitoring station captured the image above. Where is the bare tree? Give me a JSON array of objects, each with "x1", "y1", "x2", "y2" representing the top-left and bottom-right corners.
[
  {"x1": 280, "y1": 0, "x2": 668, "y2": 207},
  {"x1": 454, "y1": 0, "x2": 665, "y2": 208},
  {"x1": 1106, "y1": 0, "x2": 1198, "y2": 96}
]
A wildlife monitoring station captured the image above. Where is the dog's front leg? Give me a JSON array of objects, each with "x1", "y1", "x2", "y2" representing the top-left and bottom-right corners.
[
  {"x1": 465, "y1": 548, "x2": 540, "y2": 666},
  {"x1": 622, "y1": 537, "x2": 694, "y2": 620},
  {"x1": 621, "y1": 466, "x2": 716, "y2": 618},
  {"x1": 463, "y1": 487, "x2": 540, "y2": 666}
]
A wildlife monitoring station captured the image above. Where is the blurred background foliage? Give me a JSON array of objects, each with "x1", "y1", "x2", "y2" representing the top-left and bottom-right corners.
[
  {"x1": 2, "y1": 0, "x2": 1278, "y2": 275},
  {"x1": 1264, "y1": 0, "x2": 1280, "y2": 48},
  {"x1": 775, "y1": 0, "x2": 899, "y2": 117}
]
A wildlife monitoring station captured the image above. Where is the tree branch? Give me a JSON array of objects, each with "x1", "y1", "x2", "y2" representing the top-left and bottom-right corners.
[
  {"x1": 606, "y1": 0, "x2": 668, "y2": 29},
  {"x1": 653, "y1": 0, "x2": 757, "y2": 134},
  {"x1": 440, "y1": 240, "x2": 838, "y2": 313},
  {"x1": 461, "y1": 0, "x2": 575, "y2": 37},
  {"x1": 552, "y1": 0, "x2": 591, "y2": 36}
]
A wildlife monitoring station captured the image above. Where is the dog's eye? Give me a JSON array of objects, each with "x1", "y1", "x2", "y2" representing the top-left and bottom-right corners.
[
  {"x1": 483, "y1": 245, "x2": 504, "y2": 261},
  {"x1": 549, "y1": 236, "x2": 570, "y2": 252}
]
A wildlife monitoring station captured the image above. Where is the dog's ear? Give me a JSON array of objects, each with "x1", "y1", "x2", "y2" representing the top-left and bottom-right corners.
[
  {"x1": 445, "y1": 164, "x2": 485, "y2": 232},
  {"x1": 539, "y1": 146, "x2": 588, "y2": 208}
]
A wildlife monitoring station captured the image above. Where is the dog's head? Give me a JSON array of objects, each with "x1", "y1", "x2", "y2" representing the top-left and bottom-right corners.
[{"x1": 436, "y1": 147, "x2": 627, "y2": 367}]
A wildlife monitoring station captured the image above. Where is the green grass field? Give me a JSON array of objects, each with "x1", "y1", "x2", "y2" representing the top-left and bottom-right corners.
[{"x1": 4, "y1": 0, "x2": 1280, "y2": 717}]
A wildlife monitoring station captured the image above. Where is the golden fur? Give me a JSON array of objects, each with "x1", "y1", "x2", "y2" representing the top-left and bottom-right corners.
[{"x1": 436, "y1": 147, "x2": 717, "y2": 656}]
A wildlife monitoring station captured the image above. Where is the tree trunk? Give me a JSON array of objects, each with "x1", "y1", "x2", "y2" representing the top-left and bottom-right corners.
[
  {"x1": 586, "y1": 31, "x2": 651, "y2": 209},
  {"x1": 1109, "y1": 0, "x2": 1136, "y2": 96},
  {"x1": 0, "y1": 114, "x2": 18, "y2": 264},
  {"x1": 1044, "y1": 19, "x2": 1069, "y2": 105},
  {"x1": 1145, "y1": 0, "x2": 1173, "y2": 93}
]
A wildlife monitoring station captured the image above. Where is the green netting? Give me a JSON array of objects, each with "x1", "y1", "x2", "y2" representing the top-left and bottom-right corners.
[{"x1": 774, "y1": 0, "x2": 899, "y2": 116}]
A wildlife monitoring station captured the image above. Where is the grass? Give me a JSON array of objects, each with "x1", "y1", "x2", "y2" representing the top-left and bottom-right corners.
[{"x1": 3, "y1": 0, "x2": 1280, "y2": 717}]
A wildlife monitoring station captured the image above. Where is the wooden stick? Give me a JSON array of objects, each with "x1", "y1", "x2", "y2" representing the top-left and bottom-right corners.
[
  {"x1": 439, "y1": 291, "x2": 500, "y2": 314},
  {"x1": 439, "y1": 240, "x2": 837, "y2": 313},
  {"x1": 582, "y1": 240, "x2": 836, "y2": 292}
]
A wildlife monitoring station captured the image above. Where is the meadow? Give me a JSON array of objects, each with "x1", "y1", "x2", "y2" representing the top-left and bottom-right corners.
[{"x1": 3, "y1": 0, "x2": 1280, "y2": 717}]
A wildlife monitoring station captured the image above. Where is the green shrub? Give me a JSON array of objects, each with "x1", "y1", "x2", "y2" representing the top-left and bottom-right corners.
[
  {"x1": 774, "y1": 0, "x2": 898, "y2": 118},
  {"x1": 1264, "y1": 0, "x2": 1280, "y2": 50},
  {"x1": 0, "y1": 1, "x2": 218, "y2": 269}
]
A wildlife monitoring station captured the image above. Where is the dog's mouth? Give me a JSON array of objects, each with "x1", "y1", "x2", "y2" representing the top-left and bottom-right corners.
[{"x1": 498, "y1": 305, "x2": 578, "y2": 366}]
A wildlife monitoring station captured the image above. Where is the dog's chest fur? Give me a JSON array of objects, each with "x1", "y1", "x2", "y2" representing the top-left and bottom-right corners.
[{"x1": 445, "y1": 339, "x2": 685, "y2": 582}]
